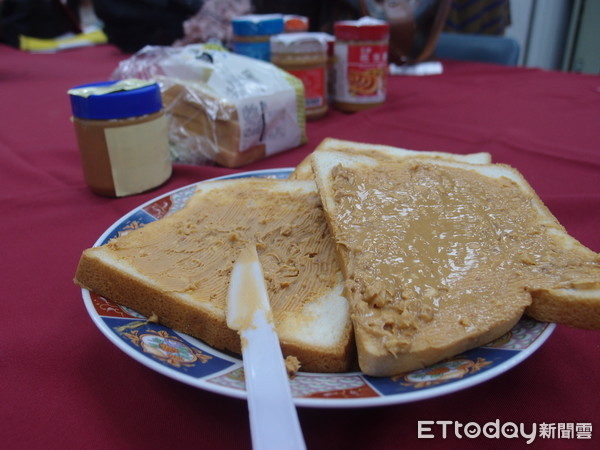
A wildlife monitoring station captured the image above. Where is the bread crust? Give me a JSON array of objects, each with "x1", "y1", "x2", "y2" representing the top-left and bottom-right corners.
[
  {"x1": 311, "y1": 148, "x2": 600, "y2": 376},
  {"x1": 527, "y1": 287, "x2": 600, "y2": 330},
  {"x1": 290, "y1": 137, "x2": 492, "y2": 180},
  {"x1": 76, "y1": 250, "x2": 242, "y2": 353},
  {"x1": 75, "y1": 178, "x2": 354, "y2": 373}
]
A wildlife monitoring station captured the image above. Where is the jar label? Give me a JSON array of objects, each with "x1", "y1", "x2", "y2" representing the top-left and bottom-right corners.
[
  {"x1": 104, "y1": 115, "x2": 172, "y2": 197},
  {"x1": 233, "y1": 41, "x2": 271, "y2": 61},
  {"x1": 334, "y1": 42, "x2": 388, "y2": 103},
  {"x1": 285, "y1": 66, "x2": 326, "y2": 109}
]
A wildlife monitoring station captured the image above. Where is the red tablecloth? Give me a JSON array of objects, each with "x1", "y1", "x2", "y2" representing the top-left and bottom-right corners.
[{"x1": 1, "y1": 44, "x2": 598, "y2": 449}]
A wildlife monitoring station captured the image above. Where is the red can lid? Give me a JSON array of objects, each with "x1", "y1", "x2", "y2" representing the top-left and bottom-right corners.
[{"x1": 334, "y1": 17, "x2": 389, "y2": 42}]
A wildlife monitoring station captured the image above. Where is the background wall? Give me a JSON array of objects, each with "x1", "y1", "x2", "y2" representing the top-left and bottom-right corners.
[
  {"x1": 505, "y1": 0, "x2": 599, "y2": 73},
  {"x1": 505, "y1": 0, "x2": 571, "y2": 70}
]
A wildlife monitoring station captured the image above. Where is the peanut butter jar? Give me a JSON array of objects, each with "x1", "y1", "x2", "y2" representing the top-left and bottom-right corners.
[
  {"x1": 69, "y1": 80, "x2": 172, "y2": 197},
  {"x1": 333, "y1": 17, "x2": 390, "y2": 112},
  {"x1": 271, "y1": 32, "x2": 332, "y2": 120}
]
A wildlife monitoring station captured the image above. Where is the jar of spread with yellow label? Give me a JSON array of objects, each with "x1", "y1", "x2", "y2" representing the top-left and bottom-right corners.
[
  {"x1": 333, "y1": 17, "x2": 390, "y2": 112},
  {"x1": 271, "y1": 32, "x2": 332, "y2": 120},
  {"x1": 68, "y1": 79, "x2": 172, "y2": 197}
]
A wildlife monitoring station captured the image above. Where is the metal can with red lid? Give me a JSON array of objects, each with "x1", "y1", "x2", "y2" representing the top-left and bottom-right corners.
[{"x1": 333, "y1": 17, "x2": 390, "y2": 112}]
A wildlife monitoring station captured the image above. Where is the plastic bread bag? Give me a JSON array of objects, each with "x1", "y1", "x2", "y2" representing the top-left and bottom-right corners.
[{"x1": 112, "y1": 44, "x2": 306, "y2": 167}]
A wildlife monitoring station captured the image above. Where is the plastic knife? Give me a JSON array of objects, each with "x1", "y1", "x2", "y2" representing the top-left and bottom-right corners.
[{"x1": 227, "y1": 244, "x2": 306, "y2": 450}]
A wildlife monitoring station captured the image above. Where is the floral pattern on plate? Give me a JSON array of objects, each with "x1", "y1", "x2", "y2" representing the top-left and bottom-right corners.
[
  {"x1": 484, "y1": 317, "x2": 550, "y2": 350},
  {"x1": 207, "y1": 368, "x2": 379, "y2": 400},
  {"x1": 103, "y1": 317, "x2": 234, "y2": 377}
]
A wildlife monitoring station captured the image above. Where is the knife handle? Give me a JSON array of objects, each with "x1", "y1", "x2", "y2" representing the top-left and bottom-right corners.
[{"x1": 242, "y1": 311, "x2": 306, "y2": 450}]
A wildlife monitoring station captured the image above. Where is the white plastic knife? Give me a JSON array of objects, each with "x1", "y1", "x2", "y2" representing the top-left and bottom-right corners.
[{"x1": 227, "y1": 244, "x2": 306, "y2": 450}]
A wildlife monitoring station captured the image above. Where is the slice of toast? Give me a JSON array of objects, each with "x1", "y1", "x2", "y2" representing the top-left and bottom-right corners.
[
  {"x1": 312, "y1": 150, "x2": 600, "y2": 376},
  {"x1": 289, "y1": 137, "x2": 492, "y2": 180},
  {"x1": 75, "y1": 178, "x2": 353, "y2": 373}
]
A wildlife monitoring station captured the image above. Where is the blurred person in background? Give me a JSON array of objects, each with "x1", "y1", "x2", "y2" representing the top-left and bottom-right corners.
[
  {"x1": 0, "y1": 0, "x2": 83, "y2": 48},
  {"x1": 0, "y1": 0, "x2": 362, "y2": 53},
  {"x1": 2, "y1": 1, "x2": 509, "y2": 54}
]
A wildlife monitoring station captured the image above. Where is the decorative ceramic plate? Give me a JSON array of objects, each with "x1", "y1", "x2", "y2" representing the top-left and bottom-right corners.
[{"x1": 81, "y1": 168, "x2": 555, "y2": 408}]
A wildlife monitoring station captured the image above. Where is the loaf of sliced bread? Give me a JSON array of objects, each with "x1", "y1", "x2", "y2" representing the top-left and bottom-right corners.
[
  {"x1": 75, "y1": 178, "x2": 353, "y2": 373},
  {"x1": 311, "y1": 150, "x2": 600, "y2": 376},
  {"x1": 290, "y1": 137, "x2": 492, "y2": 180}
]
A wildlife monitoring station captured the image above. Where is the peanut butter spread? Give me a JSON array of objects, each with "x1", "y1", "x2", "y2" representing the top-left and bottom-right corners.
[
  {"x1": 330, "y1": 161, "x2": 600, "y2": 357},
  {"x1": 105, "y1": 180, "x2": 339, "y2": 321}
]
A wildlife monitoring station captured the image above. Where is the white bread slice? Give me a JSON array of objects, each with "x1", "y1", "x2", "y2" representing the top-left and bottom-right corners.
[
  {"x1": 312, "y1": 150, "x2": 600, "y2": 376},
  {"x1": 75, "y1": 178, "x2": 353, "y2": 373},
  {"x1": 289, "y1": 137, "x2": 492, "y2": 180}
]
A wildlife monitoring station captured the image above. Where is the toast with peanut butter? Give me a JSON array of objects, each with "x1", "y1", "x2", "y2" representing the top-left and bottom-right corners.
[
  {"x1": 75, "y1": 179, "x2": 353, "y2": 373},
  {"x1": 289, "y1": 137, "x2": 492, "y2": 180},
  {"x1": 311, "y1": 150, "x2": 600, "y2": 376}
]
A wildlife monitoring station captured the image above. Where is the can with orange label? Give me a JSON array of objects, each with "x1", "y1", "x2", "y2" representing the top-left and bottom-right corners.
[{"x1": 333, "y1": 17, "x2": 389, "y2": 112}]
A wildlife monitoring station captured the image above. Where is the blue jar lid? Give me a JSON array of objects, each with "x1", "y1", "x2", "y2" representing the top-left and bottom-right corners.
[
  {"x1": 68, "y1": 80, "x2": 163, "y2": 120},
  {"x1": 232, "y1": 14, "x2": 284, "y2": 36}
]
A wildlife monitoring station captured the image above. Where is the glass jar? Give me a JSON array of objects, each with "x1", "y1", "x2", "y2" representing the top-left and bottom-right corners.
[
  {"x1": 333, "y1": 17, "x2": 390, "y2": 112},
  {"x1": 232, "y1": 14, "x2": 284, "y2": 61},
  {"x1": 271, "y1": 32, "x2": 332, "y2": 120}
]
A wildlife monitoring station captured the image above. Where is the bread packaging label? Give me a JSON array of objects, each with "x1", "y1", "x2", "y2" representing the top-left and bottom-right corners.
[{"x1": 112, "y1": 44, "x2": 306, "y2": 167}]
